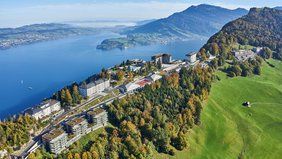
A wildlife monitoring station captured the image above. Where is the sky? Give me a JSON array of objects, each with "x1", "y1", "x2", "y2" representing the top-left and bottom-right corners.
[{"x1": 0, "y1": 0, "x2": 281, "y2": 28}]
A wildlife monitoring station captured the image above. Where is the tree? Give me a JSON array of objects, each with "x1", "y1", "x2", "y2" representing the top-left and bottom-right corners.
[
  {"x1": 60, "y1": 89, "x2": 66, "y2": 104},
  {"x1": 260, "y1": 47, "x2": 272, "y2": 59},
  {"x1": 72, "y1": 85, "x2": 82, "y2": 104},
  {"x1": 74, "y1": 153, "x2": 81, "y2": 159},
  {"x1": 116, "y1": 70, "x2": 125, "y2": 81},
  {"x1": 253, "y1": 66, "x2": 261, "y2": 75},
  {"x1": 157, "y1": 60, "x2": 162, "y2": 69},
  {"x1": 28, "y1": 153, "x2": 36, "y2": 159},
  {"x1": 67, "y1": 152, "x2": 73, "y2": 159},
  {"x1": 91, "y1": 150, "x2": 99, "y2": 159},
  {"x1": 211, "y1": 43, "x2": 220, "y2": 55},
  {"x1": 172, "y1": 132, "x2": 188, "y2": 150},
  {"x1": 199, "y1": 48, "x2": 207, "y2": 60},
  {"x1": 65, "y1": 89, "x2": 73, "y2": 106},
  {"x1": 82, "y1": 152, "x2": 88, "y2": 159}
]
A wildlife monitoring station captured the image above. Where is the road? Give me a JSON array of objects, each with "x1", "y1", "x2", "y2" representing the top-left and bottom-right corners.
[
  {"x1": 13, "y1": 62, "x2": 188, "y2": 159},
  {"x1": 13, "y1": 89, "x2": 125, "y2": 159}
]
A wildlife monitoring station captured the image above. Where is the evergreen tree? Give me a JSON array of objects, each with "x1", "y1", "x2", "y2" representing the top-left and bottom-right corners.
[
  {"x1": 65, "y1": 89, "x2": 73, "y2": 106},
  {"x1": 72, "y1": 85, "x2": 82, "y2": 104}
]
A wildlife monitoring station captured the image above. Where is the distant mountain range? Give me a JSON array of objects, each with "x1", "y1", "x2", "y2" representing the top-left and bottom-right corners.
[
  {"x1": 274, "y1": 6, "x2": 282, "y2": 10},
  {"x1": 201, "y1": 7, "x2": 282, "y2": 59},
  {"x1": 97, "y1": 4, "x2": 248, "y2": 50},
  {"x1": 128, "y1": 4, "x2": 248, "y2": 38},
  {"x1": 0, "y1": 23, "x2": 98, "y2": 50}
]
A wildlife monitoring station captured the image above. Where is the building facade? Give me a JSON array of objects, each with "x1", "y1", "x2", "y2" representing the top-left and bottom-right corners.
[
  {"x1": 79, "y1": 79, "x2": 110, "y2": 98},
  {"x1": 120, "y1": 82, "x2": 141, "y2": 93},
  {"x1": 26, "y1": 99, "x2": 61, "y2": 120},
  {"x1": 186, "y1": 52, "x2": 197, "y2": 64},
  {"x1": 64, "y1": 117, "x2": 88, "y2": 136},
  {"x1": 86, "y1": 108, "x2": 108, "y2": 126},
  {"x1": 42, "y1": 129, "x2": 68, "y2": 154},
  {"x1": 151, "y1": 53, "x2": 172, "y2": 64}
]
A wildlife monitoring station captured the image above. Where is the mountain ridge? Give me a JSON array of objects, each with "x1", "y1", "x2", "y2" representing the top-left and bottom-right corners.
[
  {"x1": 0, "y1": 23, "x2": 98, "y2": 50},
  {"x1": 200, "y1": 7, "x2": 282, "y2": 60},
  {"x1": 97, "y1": 4, "x2": 248, "y2": 50},
  {"x1": 128, "y1": 4, "x2": 248, "y2": 37}
]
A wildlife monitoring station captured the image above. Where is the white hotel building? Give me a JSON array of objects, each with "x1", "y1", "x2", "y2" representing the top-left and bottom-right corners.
[
  {"x1": 25, "y1": 99, "x2": 61, "y2": 120},
  {"x1": 79, "y1": 79, "x2": 110, "y2": 98}
]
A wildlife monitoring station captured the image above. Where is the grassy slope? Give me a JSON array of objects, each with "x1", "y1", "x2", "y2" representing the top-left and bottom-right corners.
[{"x1": 156, "y1": 59, "x2": 282, "y2": 159}]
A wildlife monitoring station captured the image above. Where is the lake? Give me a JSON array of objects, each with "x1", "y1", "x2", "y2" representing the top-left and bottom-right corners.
[{"x1": 0, "y1": 31, "x2": 206, "y2": 119}]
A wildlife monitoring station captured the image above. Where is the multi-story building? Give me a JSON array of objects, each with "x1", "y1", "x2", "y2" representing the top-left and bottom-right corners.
[
  {"x1": 25, "y1": 99, "x2": 61, "y2": 120},
  {"x1": 79, "y1": 79, "x2": 110, "y2": 98},
  {"x1": 86, "y1": 108, "x2": 108, "y2": 126},
  {"x1": 64, "y1": 117, "x2": 88, "y2": 136},
  {"x1": 232, "y1": 50, "x2": 255, "y2": 62},
  {"x1": 42, "y1": 129, "x2": 68, "y2": 154},
  {"x1": 186, "y1": 52, "x2": 197, "y2": 64},
  {"x1": 151, "y1": 53, "x2": 172, "y2": 64}
]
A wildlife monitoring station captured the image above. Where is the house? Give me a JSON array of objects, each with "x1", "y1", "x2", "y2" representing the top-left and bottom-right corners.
[
  {"x1": 120, "y1": 82, "x2": 141, "y2": 93},
  {"x1": 128, "y1": 59, "x2": 146, "y2": 66},
  {"x1": 186, "y1": 52, "x2": 197, "y2": 64},
  {"x1": 86, "y1": 108, "x2": 108, "y2": 126},
  {"x1": 128, "y1": 65, "x2": 141, "y2": 72},
  {"x1": 42, "y1": 129, "x2": 68, "y2": 154},
  {"x1": 148, "y1": 74, "x2": 162, "y2": 82},
  {"x1": 253, "y1": 47, "x2": 263, "y2": 54},
  {"x1": 151, "y1": 53, "x2": 172, "y2": 64},
  {"x1": 208, "y1": 54, "x2": 216, "y2": 61},
  {"x1": 79, "y1": 79, "x2": 110, "y2": 98},
  {"x1": 162, "y1": 63, "x2": 180, "y2": 72},
  {"x1": 136, "y1": 78, "x2": 151, "y2": 87},
  {"x1": 25, "y1": 99, "x2": 61, "y2": 120},
  {"x1": 232, "y1": 50, "x2": 255, "y2": 61},
  {"x1": 64, "y1": 117, "x2": 88, "y2": 136}
]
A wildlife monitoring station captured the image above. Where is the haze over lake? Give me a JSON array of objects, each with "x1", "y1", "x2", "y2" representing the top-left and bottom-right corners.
[{"x1": 0, "y1": 31, "x2": 206, "y2": 118}]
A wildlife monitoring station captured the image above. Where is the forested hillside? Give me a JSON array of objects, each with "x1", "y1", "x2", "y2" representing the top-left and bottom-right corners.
[{"x1": 200, "y1": 7, "x2": 282, "y2": 60}]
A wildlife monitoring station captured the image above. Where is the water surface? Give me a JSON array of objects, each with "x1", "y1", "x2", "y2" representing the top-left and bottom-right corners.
[{"x1": 0, "y1": 31, "x2": 206, "y2": 118}]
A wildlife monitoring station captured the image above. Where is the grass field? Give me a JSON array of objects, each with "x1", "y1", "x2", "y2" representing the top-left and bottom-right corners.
[{"x1": 155, "y1": 59, "x2": 282, "y2": 159}]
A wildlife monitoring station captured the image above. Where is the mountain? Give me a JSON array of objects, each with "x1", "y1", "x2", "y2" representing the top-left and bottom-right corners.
[
  {"x1": 0, "y1": 23, "x2": 98, "y2": 50},
  {"x1": 135, "y1": 19, "x2": 156, "y2": 26},
  {"x1": 201, "y1": 7, "x2": 282, "y2": 59},
  {"x1": 128, "y1": 4, "x2": 248, "y2": 38},
  {"x1": 97, "y1": 4, "x2": 248, "y2": 50},
  {"x1": 274, "y1": 6, "x2": 282, "y2": 10}
]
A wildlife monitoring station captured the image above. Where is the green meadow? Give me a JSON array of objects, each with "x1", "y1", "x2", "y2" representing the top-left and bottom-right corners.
[{"x1": 156, "y1": 59, "x2": 282, "y2": 159}]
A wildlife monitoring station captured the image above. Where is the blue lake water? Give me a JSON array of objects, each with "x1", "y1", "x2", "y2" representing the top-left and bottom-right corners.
[{"x1": 0, "y1": 31, "x2": 206, "y2": 118}]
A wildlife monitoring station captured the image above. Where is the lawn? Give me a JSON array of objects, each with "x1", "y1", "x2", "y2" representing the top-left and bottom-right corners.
[{"x1": 155, "y1": 59, "x2": 282, "y2": 159}]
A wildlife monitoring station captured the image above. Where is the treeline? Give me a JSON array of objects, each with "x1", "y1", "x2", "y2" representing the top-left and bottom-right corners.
[
  {"x1": 35, "y1": 66, "x2": 214, "y2": 159},
  {"x1": 225, "y1": 56, "x2": 263, "y2": 77},
  {"x1": 52, "y1": 84, "x2": 82, "y2": 107},
  {"x1": 72, "y1": 66, "x2": 213, "y2": 158},
  {"x1": 199, "y1": 7, "x2": 282, "y2": 60},
  {"x1": 0, "y1": 115, "x2": 41, "y2": 152}
]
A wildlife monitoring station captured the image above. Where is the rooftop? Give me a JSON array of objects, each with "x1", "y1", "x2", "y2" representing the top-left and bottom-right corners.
[
  {"x1": 232, "y1": 50, "x2": 255, "y2": 61},
  {"x1": 87, "y1": 108, "x2": 105, "y2": 116},
  {"x1": 42, "y1": 129, "x2": 65, "y2": 141},
  {"x1": 65, "y1": 117, "x2": 86, "y2": 127},
  {"x1": 136, "y1": 79, "x2": 151, "y2": 87},
  {"x1": 149, "y1": 74, "x2": 162, "y2": 81},
  {"x1": 152, "y1": 53, "x2": 172, "y2": 58},
  {"x1": 186, "y1": 52, "x2": 198, "y2": 56},
  {"x1": 26, "y1": 99, "x2": 60, "y2": 114},
  {"x1": 80, "y1": 79, "x2": 109, "y2": 89}
]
